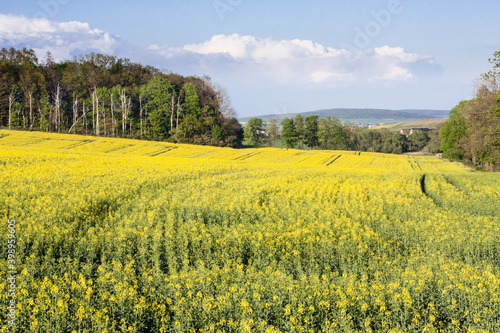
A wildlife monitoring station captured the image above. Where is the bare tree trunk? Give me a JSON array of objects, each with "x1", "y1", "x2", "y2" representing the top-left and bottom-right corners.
[
  {"x1": 83, "y1": 100, "x2": 87, "y2": 135},
  {"x1": 96, "y1": 92, "x2": 100, "y2": 136},
  {"x1": 120, "y1": 88, "x2": 131, "y2": 137},
  {"x1": 170, "y1": 95, "x2": 175, "y2": 132},
  {"x1": 111, "y1": 93, "x2": 115, "y2": 137},
  {"x1": 122, "y1": 91, "x2": 126, "y2": 136},
  {"x1": 176, "y1": 95, "x2": 181, "y2": 129},
  {"x1": 139, "y1": 95, "x2": 143, "y2": 138},
  {"x1": 69, "y1": 96, "x2": 83, "y2": 134},
  {"x1": 55, "y1": 84, "x2": 61, "y2": 132},
  {"x1": 92, "y1": 90, "x2": 95, "y2": 133},
  {"x1": 122, "y1": 109, "x2": 126, "y2": 136},
  {"x1": 28, "y1": 91, "x2": 33, "y2": 130},
  {"x1": 95, "y1": 89, "x2": 100, "y2": 136},
  {"x1": 72, "y1": 94, "x2": 78, "y2": 134},
  {"x1": 127, "y1": 96, "x2": 132, "y2": 137},
  {"x1": 49, "y1": 105, "x2": 52, "y2": 132},
  {"x1": 38, "y1": 107, "x2": 45, "y2": 130},
  {"x1": 102, "y1": 100, "x2": 106, "y2": 137},
  {"x1": 144, "y1": 106, "x2": 148, "y2": 137},
  {"x1": 57, "y1": 85, "x2": 60, "y2": 132},
  {"x1": 8, "y1": 88, "x2": 15, "y2": 131}
]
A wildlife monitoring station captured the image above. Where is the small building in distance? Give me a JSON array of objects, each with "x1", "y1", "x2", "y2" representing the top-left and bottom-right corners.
[{"x1": 400, "y1": 128, "x2": 431, "y2": 137}]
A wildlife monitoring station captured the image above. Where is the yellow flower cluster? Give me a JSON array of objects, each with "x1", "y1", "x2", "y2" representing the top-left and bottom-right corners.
[{"x1": 0, "y1": 130, "x2": 499, "y2": 332}]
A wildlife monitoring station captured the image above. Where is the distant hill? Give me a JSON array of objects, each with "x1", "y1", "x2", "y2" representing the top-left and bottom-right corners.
[
  {"x1": 376, "y1": 119, "x2": 448, "y2": 131},
  {"x1": 239, "y1": 108, "x2": 449, "y2": 125}
]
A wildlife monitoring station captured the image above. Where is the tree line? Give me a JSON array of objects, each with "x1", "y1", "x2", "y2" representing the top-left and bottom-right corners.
[
  {"x1": 244, "y1": 115, "x2": 433, "y2": 154},
  {"x1": 439, "y1": 50, "x2": 500, "y2": 170},
  {"x1": 0, "y1": 48, "x2": 243, "y2": 147}
]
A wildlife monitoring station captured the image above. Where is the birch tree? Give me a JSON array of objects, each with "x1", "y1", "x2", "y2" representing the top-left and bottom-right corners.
[
  {"x1": 54, "y1": 84, "x2": 61, "y2": 132},
  {"x1": 8, "y1": 86, "x2": 16, "y2": 130},
  {"x1": 19, "y1": 65, "x2": 45, "y2": 130},
  {"x1": 119, "y1": 87, "x2": 131, "y2": 137}
]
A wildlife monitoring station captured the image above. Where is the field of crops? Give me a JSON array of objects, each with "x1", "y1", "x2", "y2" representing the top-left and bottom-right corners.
[{"x1": 1, "y1": 129, "x2": 499, "y2": 332}]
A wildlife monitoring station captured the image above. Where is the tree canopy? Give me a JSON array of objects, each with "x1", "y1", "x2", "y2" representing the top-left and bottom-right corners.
[
  {"x1": 244, "y1": 117, "x2": 265, "y2": 146},
  {"x1": 254, "y1": 114, "x2": 430, "y2": 154},
  {"x1": 281, "y1": 118, "x2": 297, "y2": 149},
  {"x1": 440, "y1": 49, "x2": 500, "y2": 169},
  {"x1": 0, "y1": 47, "x2": 243, "y2": 147}
]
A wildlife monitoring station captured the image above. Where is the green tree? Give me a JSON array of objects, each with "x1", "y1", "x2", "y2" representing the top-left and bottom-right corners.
[
  {"x1": 0, "y1": 47, "x2": 243, "y2": 147},
  {"x1": 182, "y1": 82, "x2": 201, "y2": 117},
  {"x1": 461, "y1": 86, "x2": 500, "y2": 165},
  {"x1": 19, "y1": 57, "x2": 45, "y2": 130},
  {"x1": 481, "y1": 50, "x2": 500, "y2": 91},
  {"x1": 244, "y1": 117, "x2": 265, "y2": 146},
  {"x1": 439, "y1": 49, "x2": 500, "y2": 166},
  {"x1": 343, "y1": 121, "x2": 358, "y2": 151},
  {"x1": 220, "y1": 117, "x2": 243, "y2": 148},
  {"x1": 0, "y1": 57, "x2": 18, "y2": 128},
  {"x1": 440, "y1": 101, "x2": 468, "y2": 160},
  {"x1": 332, "y1": 126, "x2": 347, "y2": 150},
  {"x1": 408, "y1": 130, "x2": 430, "y2": 152},
  {"x1": 211, "y1": 124, "x2": 223, "y2": 141},
  {"x1": 318, "y1": 116, "x2": 344, "y2": 150},
  {"x1": 145, "y1": 76, "x2": 175, "y2": 140},
  {"x1": 177, "y1": 114, "x2": 202, "y2": 140},
  {"x1": 353, "y1": 129, "x2": 383, "y2": 152},
  {"x1": 425, "y1": 124, "x2": 444, "y2": 154},
  {"x1": 304, "y1": 115, "x2": 319, "y2": 148},
  {"x1": 496, "y1": 91, "x2": 500, "y2": 117},
  {"x1": 266, "y1": 118, "x2": 280, "y2": 147},
  {"x1": 281, "y1": 118, "x2": 297, "y2": 149},
  {"x1": 294, "y1": 114, "x2": 305, "y2": 149},
  {"x1": 94, "y1": 86, "x2": 111, "y2": 137},
  {"x1": 379, "y1": 129, "x2": 407, "y2": 154}
]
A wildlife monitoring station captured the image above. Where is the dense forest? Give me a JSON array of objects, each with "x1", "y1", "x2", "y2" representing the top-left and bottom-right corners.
[
  {"x1": 439, "y1": 50, "x2": 500, "y2": 170},
  {"x1": 0, "y1": 48, "x2": 243, "y2": 147},
  {"x1": 244, "y1": 115, "x2": 434, "y2": 154}
]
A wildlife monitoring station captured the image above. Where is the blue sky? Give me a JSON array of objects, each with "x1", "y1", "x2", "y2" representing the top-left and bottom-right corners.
[{"x1": 1, "y1": 0, "x2": 499, "y2": 117}]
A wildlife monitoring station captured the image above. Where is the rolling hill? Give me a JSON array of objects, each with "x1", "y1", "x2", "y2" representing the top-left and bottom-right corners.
[
  {"x1": 239, "y1": 108, "x2": 449, "y2": 125},
  {"x1": 376, "y1": 118, "x2": 448, "y2": 131}
]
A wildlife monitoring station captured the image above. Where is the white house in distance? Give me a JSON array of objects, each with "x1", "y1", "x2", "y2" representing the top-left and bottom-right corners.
[
  {"x1": 400, "y1": 128, "x2": 432, "y2": 137},
  {"x1": 400, "y1": 129, "x2": 414, "y2": 137}
]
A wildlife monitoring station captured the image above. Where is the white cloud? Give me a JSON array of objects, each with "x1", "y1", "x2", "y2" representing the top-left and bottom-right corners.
[
  {"x1": 381, "y1": 66, "x2": 413, "y2": 81},
  {"x1": 0, "y1": 16, "x2": 439, "y2": 87},
  {"x1": 183, "y1": 34, "x2": 345, "y2": 63},
  {"x1": 152, "y1": 33, "x2": 438, "y2": 85},
  {"x1": 374, "y1": 46, "x2": 427, "y2": 63},
  {"x1": 0, "y1": 13, "x2": 123, "y2": 61},
  {"x1": 309, "y1": 71, "x2": 354, "y2": 84}
]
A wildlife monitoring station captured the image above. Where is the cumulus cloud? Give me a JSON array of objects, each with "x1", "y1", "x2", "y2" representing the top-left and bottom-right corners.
[
  {"x1": 182, "y1": 35, "x2": 343, "y2": 62},
  {"x1": 152, "y1": 33, "x2": 439, "y2": 85},
  {"x1": 0, "y1": 15, "x2": 440, "y2": 86},
  {"x1": 0, "y1": 13, "x2": 125, "y2": 61}
]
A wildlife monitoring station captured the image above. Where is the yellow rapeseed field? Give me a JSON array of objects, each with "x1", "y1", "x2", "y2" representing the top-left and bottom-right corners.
[{"x1": 0, "y1": 129, "x2": 499, "y2": 332}]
